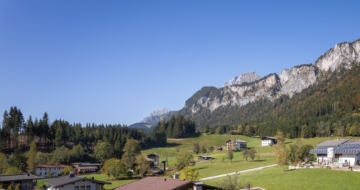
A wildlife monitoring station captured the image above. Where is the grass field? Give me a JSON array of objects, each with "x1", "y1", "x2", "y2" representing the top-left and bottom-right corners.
[
  {"x1": 204, "y1": 166, "x2": 360, "y2": 190},
  {"x1": 142, "y1": 134, "x2": 345, "y2": 178}
]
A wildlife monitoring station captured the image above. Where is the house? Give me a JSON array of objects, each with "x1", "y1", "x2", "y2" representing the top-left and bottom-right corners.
[
  {"x1": 197, "y1": 155, "x2": 213, "y2": 161},
  {"x1": 45, "y1": 173, "x2": 111, "y2": 190},
  {"x1": 310, "y1": 139, "x2": 360, "y2": 166},
  {"x1": 36, "y1": 164, "x2": 67, "y2": 177},
  {"x1": 261, "y1": 136, "x2": 277, "y2": 146},
  {"x1": 114, "y1": 176, "x2": 219, "y2": 190},
  {"x1": 147, "y1": 153, "x2": 160, "y2": 168},
  {"x1": 0, "y1": 174, "x2": 43, "y2": 190},
  {"x1": 226, "y1": 139, "x2": 247, "y2": 151},
  {"x1": 71, "y1": 163, "x2": 101, "y2": 175}
]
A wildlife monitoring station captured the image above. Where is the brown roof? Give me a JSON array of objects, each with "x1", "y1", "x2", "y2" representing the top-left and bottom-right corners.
[
  {"x1": 74, "y1": 166, "x2": 98, "y2": 170},
  {"x1": 45, "y1": 175, "x2": 111, "y2": 187},
  {"x1": 36, "y1": 164, "x2": 67, "y2": 168},
  {"x1": 114, "y1": 177, "x2": 193, "y2": 190}
]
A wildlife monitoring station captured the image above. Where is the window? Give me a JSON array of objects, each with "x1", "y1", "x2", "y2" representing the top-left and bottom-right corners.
[
  {"x1": 80, "y1": 186, "x2": 85, "y2": 190},
  {"x1": 86, "y1": 185, "x2": 91, "y2": 190},
  {"x1": 75, "y1": 186, "x2": 79, "y2": 190},
  {"x1": 40, "y1": 172, "x2": 42, "y2": 175}
]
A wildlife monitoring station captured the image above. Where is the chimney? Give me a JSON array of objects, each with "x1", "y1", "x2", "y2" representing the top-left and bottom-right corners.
[
  {"x1": 69, "y1": 172, "x2": 75, "y2": 178},
  {"x1": 173, "y1": 173, "x2": 179, "y2": 179},
  {"x1": 91, "y1": 176, "x2": 94, "y2": 180}
]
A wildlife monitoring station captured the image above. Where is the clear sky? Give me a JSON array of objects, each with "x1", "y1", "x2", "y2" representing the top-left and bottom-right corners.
[{"x1": 1, "y1": 0, "x2": 359, "y2": 126}]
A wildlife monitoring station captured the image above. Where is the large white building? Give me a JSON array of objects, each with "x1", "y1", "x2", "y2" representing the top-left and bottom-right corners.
[
  {"x1": 36, "y1": 164, "x2": 67, "y2": 177},
  {"x1": 310, "y1": 139, "x2": 360, "y2": 166}
]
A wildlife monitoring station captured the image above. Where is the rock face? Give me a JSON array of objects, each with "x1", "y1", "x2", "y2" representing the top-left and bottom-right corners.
[
  {"x1": 223, "y1": 72, "x2": 261, "y2": 87},
  {"x1": 189, "y1": 74, "x2": 281, "y2": 114},
  {"x1": 278, "y1": 64, "x2": 317, "y2": 98},
  {"x1": 141, "y1": 108, "x2": 173, "y2": 125},
  {"x1": 315, "y1": 40, "x2": 360, "y2": 72},
  {"x1": 184, "y1": 39, "x2": 360, "y2": 115}
]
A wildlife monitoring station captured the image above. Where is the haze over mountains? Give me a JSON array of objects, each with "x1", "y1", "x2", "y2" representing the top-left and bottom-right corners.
[{"x1": 131, "y1": 39, "x2": 360, "y2": 129}]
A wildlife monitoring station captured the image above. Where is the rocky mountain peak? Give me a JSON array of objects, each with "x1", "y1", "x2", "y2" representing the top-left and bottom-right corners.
[
  {"x1": 141, "y1": 108, "x2": 173, "y2": 125},
  {"x1": 315, "y1": 39, "x2": 360, "y2": 72},
  {"x1": 223, "y1": 72, "x2": 261, "y2": 87}
]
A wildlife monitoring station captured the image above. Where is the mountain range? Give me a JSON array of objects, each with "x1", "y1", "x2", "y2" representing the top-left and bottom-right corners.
[{"x1": 131, "y1": 39, "x2": 360, "y2": 130}]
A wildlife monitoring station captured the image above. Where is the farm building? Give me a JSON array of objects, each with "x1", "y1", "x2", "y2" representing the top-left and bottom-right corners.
[
  {"x1": 226, "y1": 139, "x2": 247, "y2": 151},
  {"x1": 261, "y1": 136, "x2": 277, "y2": 146},
  {"x1": 72, "y1": 163, "x2": 101, "y2": 174},
  {"x1": 310, "y1": 139, "x2": 360, "y2": 166},
  {"x1": 35, "y1": 164, "x2": 67, "y2": 177},
  {"x1": 0, "y1": 174, "x2": 43, "y2": 190}
]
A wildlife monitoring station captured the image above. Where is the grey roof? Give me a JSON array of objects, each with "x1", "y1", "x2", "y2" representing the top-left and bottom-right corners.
[
  {"x1": 261, "y1": 136, "x2": 276, "y2": 140},
  {"x1": 315, "y1": 139, "x2": 349, "y2": 147},
  {"x1": 45, "y1": 176, "x2": 111, "y2": 187},
  {"x1": 310, "y1": 140, "x2": 360, "y2": 155},
  {"x1": 0, "y1": 174, "x2": 43, "y2": 182},
  {"x1": 236, "y1": 140, "x2": 247, "y2": 143}
]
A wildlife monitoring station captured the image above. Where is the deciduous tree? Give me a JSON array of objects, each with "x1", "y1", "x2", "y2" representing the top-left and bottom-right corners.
[
  {"x1": 27, "y1": 140, "x2": 37, "y2": 173},
  {"x1": 174, "y1": 150, "x2": 195, "y2": 171},
  {"x1": 135, "y1": 154, "x2": 150, "y2": 177},
  {"x1": 121, "y1": 139, "x2": 141, "y2": 171},
  {"x1": 179, "y1": 166, "x2": 200, "y2": 180}
]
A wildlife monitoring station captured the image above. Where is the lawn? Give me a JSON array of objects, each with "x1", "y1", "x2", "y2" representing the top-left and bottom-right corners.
[{"x1": 204, "y1": 166, "x2": 360, "y2": 190}]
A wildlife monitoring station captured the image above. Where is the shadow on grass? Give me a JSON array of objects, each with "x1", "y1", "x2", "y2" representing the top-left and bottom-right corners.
[
  {"x1": 166, "y1": 142, "x2": 181, "y2": 147},
  {"x1": 196, "y1": 167, "x2": 209, "y2": 170},
  {"x1": 253, "y1": 159, "x2": 267, "y2": 162}
]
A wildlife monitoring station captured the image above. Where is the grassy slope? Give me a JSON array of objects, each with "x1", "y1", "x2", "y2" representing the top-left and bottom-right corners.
[
  {"x1": 142, "y1": 134, "x2": 343, "y2": 178},
  {"x1": 205, "y1": 166, "x2": 360, "y2": 190}
]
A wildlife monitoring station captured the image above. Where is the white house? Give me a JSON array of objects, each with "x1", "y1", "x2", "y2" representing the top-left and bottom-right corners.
[
  {"x1": 261, "y1": 136, "x2": 277, "y2": 146},
  {"x1": 310, "y1": 139, "x2": 360, "y2": 166},
  {"x1": 36, "y1": 164, "x2": 67, "y2": 177},
  {"x1": 45, "y1": 173, "x2": 110, "y2": 190}
]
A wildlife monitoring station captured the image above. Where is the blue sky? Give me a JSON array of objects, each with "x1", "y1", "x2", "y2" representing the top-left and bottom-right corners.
[{"x1": 1, "y1": 1, "x2": 359, "y2": 126}]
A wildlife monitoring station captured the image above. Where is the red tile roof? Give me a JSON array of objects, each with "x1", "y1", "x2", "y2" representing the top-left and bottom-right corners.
[{"x1": 114, "y1": 177, "x2": 193, "y2": 190}]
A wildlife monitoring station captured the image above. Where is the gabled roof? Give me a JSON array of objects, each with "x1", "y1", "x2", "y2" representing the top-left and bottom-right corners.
[
  {"x1": 36, "y1": 164, "x2": 67, "y2": 168},
  {"x1": 236, "y1": 140, "x2": 247, "y2": 143},
  {"x1": 261, "y1": 136, "x2": 276, "y2": 140},
  {"x1": 315, "y1": 139, "x2": 349, "y2": 147},
  {"x1": 114, "y1": 177, "x2": 193, "y2": 190},
  {"x1": 0, "y1": 174, "x2": 43, "y2": 182},
  {"x1": 45, "y1": 175, "x2": 111, "y2": 187},
  {"x1": 310, "y1": 140, "x2": 360, "y2": 155}
]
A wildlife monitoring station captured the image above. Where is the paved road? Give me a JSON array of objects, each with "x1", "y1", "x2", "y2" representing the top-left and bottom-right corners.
[{"x1": 199, "y1": 164, "x2": 277, "y2": 181}]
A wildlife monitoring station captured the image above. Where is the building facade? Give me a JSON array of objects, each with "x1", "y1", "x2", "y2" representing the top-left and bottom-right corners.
[
  {"x1": 36, "y1": 165, "x2": 67, "y2": 177},
  {"x1": 45, "y1": 173, "x2": 110, "y2": 190},
  {"x1": 261, "y1": 136, "x2": 277, "y2": 146},
  {"x1": 0, "y1": 174, "x2": 43, "y2": 190}
]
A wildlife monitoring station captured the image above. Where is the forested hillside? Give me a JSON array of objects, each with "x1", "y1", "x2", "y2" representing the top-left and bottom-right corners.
[
  {"x1": 182, "y1": 62, "x2": 360, "y2": 138},
  {"x1": 0, "y1": 108, "x2": 167, "y2": 155}
]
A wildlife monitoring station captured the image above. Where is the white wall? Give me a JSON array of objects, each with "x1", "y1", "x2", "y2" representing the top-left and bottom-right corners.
[
  {"x1": 36, "y1": 167, "x2": 65, "y2": 177},
  {"x1": 262, "y1": 140, "x2": 272, "y2": 146}
]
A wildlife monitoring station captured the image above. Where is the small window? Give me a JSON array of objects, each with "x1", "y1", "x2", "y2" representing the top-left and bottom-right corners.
[
  {"x1": 86, "y1": 185, "x2": 91, "y2": 190},
  {"x1": 75, "y1": 186, "x2": 79, "y2": 190},
  {"x1": 80, "y1": 186, "x2": 85, "y2": 190}
]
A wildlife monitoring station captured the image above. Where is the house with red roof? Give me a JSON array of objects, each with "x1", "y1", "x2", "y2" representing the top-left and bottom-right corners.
[{"x1": 114, "y1": 176, "x2": 218, "y2": 190}]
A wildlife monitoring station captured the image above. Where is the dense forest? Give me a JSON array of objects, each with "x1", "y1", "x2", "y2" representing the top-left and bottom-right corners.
[
  {"x1": 0, "y1": 108, "x2": 170, "y2": 156},
  {"x1": 185, "y1": 62, "x2": 360, "y2": 138}
]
